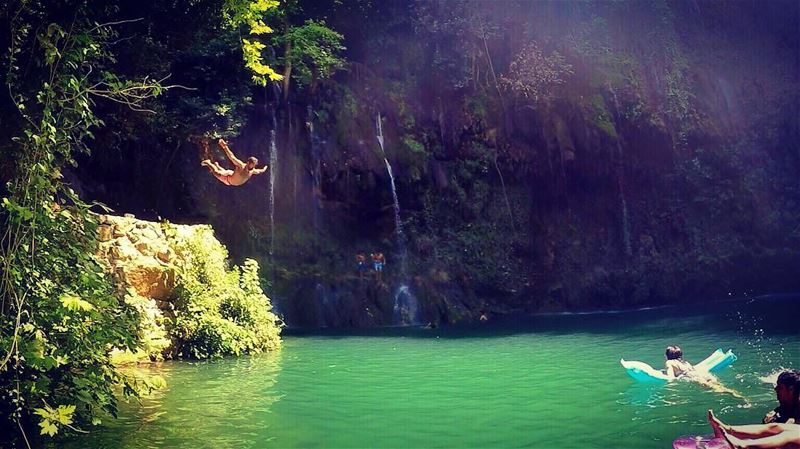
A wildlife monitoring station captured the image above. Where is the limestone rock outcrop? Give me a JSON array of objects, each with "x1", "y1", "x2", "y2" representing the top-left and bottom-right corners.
[
  {"x1": 94, "y1": 214, "x2": 208, "y2": 361},
  {"x1": 96, "y1": 214, "x2": 184, "y2": 298}
]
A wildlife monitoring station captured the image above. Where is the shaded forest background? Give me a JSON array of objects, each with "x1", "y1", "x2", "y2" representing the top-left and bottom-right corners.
[{"x1": 3, "y1": 0, "x2": 799, "y2": 326}]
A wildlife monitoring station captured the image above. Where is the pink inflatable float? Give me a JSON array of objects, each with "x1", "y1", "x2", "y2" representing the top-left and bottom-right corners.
[{"x1": 672, "y1": 435, "x2": 728, "y2": 449}]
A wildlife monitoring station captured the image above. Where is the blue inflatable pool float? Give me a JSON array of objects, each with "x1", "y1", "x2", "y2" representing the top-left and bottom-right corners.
[{"x1": 620, "y1": 349, "x2": 737, "y2": 383}]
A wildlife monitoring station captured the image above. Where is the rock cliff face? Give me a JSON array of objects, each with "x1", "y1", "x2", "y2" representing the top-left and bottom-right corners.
[
  {"x1": 67, "y1": 2, "x2": 800, "y2": 328},
  {"x1": 96, "y1": 214, "x2": 181, "y2": 300},
  {"x1": 95, "y1": 214, "x2": 206, "y2": 360}
]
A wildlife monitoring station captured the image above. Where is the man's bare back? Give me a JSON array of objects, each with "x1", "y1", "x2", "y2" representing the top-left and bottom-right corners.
[{"x1": 202, "y1": 139, "x2": 267, "y2": 186}]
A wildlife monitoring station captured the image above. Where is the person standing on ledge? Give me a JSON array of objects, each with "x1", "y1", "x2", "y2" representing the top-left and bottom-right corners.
[
  {"x1": 372, "y1": 252, "x2": 385, "y2": 282},
  {"x1": 356, "y1": 253, "x2": 368, "y2": 280},
  {"x1": 202, "y1": 138, "x2": 268, "y2": 186}
]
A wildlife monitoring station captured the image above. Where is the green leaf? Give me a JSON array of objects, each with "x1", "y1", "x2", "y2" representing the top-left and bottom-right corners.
[
  {"x1": 60, "y1": 293, "x2": 94, "y2": 312},
  {"x1": 39, "y1": 420, "x2": 59, "y2": 436},
  {"x1": 56, "y1": 404, "x2": 76, "y2": 425}
]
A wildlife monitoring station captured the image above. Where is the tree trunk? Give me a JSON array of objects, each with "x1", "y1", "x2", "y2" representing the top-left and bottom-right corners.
[{"x1": 493, "y1": 145, "x2": 516, "y2": 230}]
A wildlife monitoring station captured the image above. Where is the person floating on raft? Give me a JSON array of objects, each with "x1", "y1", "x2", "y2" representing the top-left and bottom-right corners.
[
  {"x1": 620, "y1": 346, "x2": 744, "y2": 399},
  {"x1": 202, "y1": 138, "x2": 268, "y2": 186},
  {"x1": 664, "y1": 345, "x2": 746, "y2": 399},
  {"x1": 665, "y1": 345, "x2": 695, "y2": 378}
]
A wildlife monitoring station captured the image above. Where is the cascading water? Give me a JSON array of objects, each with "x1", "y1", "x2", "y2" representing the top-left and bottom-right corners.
[
  {"x1": 308, "y1": 106, "x2": 322, "y2": 229},
  {"x1": 376, "y1": 114, "x2": 407, "y2": 274},
  {"x1": 383, "y1": 161, "x2": 406, "y2": 262},
  {"x1": 268, "y1": 113, "x2": 278, "y2": 256},
  {"x1": 376, "y1": 114, "x2": 420, "y2": 326},
  {"x1": 617, "y1": 155, "x2": 632, "y2": 257},
  {"x1": 609, "y1": 87, "x2": 633, "y2": 258},
  {"x1": 392, "y1": 284, "x2": 421, "y2": 326}
]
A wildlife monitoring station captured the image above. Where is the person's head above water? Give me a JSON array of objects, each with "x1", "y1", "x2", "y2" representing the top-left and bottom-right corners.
[
  {"x1": 246, "y1": 156, "x2": 258, "y2": 169},
  {"x1": 665, "y1": 346, "x2": 683, "y2": 360},
  {"x1": 775, "y1": 369, "x2": 800, "y2": 406}
]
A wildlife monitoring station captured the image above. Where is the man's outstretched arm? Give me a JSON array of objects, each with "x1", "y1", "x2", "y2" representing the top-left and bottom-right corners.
[
  {"x1": 218, "y1": 139, "x2": 245, "y2": 168},
  {"x1": 251, "y1": 166, "x2": 269, "y2": 175}
]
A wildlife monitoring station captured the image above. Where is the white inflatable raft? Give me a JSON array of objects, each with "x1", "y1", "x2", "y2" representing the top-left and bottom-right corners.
[{"x1": 620, "y1": 349, "x2": 737, "y2": 382}]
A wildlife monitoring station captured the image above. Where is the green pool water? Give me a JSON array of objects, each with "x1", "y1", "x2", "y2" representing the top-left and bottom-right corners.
[{"x1": 58, "y1": 295, "x2": 799, "y2": 449}]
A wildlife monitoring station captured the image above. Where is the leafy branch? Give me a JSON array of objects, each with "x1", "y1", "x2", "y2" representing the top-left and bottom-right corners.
[
  {"x1": 223, "y1": 0, "x2": 284, "y2": 86},
  {"x1": 0, "y1": 6, "x2": 173, "y2": 444}
]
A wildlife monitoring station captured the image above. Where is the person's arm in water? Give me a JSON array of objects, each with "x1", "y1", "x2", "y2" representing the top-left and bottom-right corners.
[
  {"x1": 218, "y1": 139, "x2": 245, "y2": 169},
  {"x1": 250, "y1": 166, "x2": 268, "y2": 175}
]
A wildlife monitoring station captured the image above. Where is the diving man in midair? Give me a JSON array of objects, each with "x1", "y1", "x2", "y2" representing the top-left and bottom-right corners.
[{"x1": 202, "y1": 139, "x2": 268, "y2": 186}]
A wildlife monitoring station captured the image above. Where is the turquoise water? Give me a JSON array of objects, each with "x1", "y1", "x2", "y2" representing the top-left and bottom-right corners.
[{"x1": 59, "y1": 295, "x2": 799, "y2": 449}]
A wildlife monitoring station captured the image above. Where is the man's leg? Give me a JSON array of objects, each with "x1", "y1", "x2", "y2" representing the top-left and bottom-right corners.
[
  {"x1": 723, "y1": 429, "x2": 800, "y2": 449},
  {"x1": 711, "y1": 411, "x2": 792, "y2": 440},
  {"x1": 202, "y1": 159, "x2": 226, "y2": 170},
  {"x1": 204, "y1": 163, "x2": 234, "y2": 185},
  {"x1": 210, "y1": 171, "x2": 233, "y2": 185},
  {"x1": 728, "y1": 424, "x2": 789, "y2": 438}
]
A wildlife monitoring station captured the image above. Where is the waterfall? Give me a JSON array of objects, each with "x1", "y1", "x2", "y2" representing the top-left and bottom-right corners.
[
  {"x1": 608, "y1": 87, "x2": 633, "y2": 258},
  {"x1": 617, "y1": 142, "x2": 632, "y2": 258},
  {"x1": 392, "y1": 284, "x2": 421, "y2": 326},
  {"x1": 376, "y1": 114, "x2": 419, "y2": 326},
  {"x1": 376, "y1": 114, "x2": 407, "y2": 274},
  {"x1": 309, "y1": 106, "x2": 322, "y2": 229},
  {"x1": 267, "y1": 82, "x2": 280, "y2": 255},
  {"x1": 376, "y1": 112, "x2": 384, "y2": 151},
  {"x1": 383, "y1": 159, "x2": 406, "y2": 259},
  {"x1": 268, "y1": 125, "x2": 278, "y2": 256}
]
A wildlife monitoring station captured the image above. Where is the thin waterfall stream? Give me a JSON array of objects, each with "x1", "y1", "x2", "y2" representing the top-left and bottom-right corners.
[
  {"x1": 376, "y1": 113, "x2": 419, "y2": 325},
  {"x1": 309, "y1": 106, "x2": 322, "y2": 229},
  {"x1": 268, "y1": 120, "x2": 278, "y2": 256},
  {"x1": 609, "y1": 86, "x2": 633, "y2": 258},
  {"x1": 376, "y1": 113, "x2": 407, "y2": 271}
]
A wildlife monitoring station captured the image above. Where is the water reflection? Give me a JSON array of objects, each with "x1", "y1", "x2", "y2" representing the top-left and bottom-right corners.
[{"x1": 59, "y1": 351, "x2": 284, "y2": 449}]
